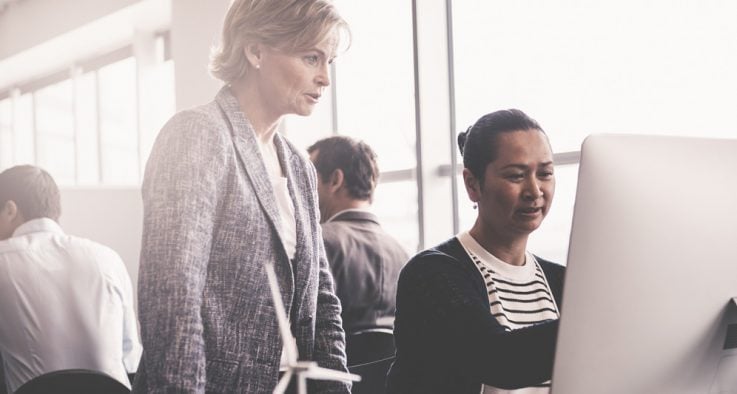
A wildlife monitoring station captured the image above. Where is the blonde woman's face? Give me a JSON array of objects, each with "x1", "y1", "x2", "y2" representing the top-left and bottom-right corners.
[{"x1": 256, "y1": 33, "x2": 337, "y2": 118}]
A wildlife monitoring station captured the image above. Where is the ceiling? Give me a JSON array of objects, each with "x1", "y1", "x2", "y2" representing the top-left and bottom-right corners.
[{"x1": 0, "y1": 0, "x2": 23, "y2": 14}]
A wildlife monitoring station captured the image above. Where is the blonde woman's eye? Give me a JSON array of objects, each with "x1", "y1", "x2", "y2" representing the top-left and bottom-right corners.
[{"x1": 305, "y1": 55, "x2": 319, "y2": 65}]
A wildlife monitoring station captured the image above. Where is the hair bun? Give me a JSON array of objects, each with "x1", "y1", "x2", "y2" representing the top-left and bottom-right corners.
[{"x1": 457, "y1": 126, "x2": 472, "y2": 155}]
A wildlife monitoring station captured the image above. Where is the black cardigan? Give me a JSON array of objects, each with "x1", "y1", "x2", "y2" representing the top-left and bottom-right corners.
[{"x1": 386, "y1": 237, "x2": 565, "y2": 394}]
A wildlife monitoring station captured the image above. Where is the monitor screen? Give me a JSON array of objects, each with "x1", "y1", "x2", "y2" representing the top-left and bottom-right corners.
[{"x1": 552, "y1": 134, "x2": 737, "y2": 394}]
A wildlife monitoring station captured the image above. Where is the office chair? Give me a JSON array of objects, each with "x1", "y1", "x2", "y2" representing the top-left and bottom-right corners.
[
  {"x1": 346, "y1": 328, "x2": 395, "y2": 366},
  {"x1": 348, "y1": 356, "x2": 394, "y2": 394},
  {"x1": 1, "y1": 364, "x2": 6, "y2": 394},
  {"x1": 14, "y1": 369, "x2": 129, "y2": 394}
]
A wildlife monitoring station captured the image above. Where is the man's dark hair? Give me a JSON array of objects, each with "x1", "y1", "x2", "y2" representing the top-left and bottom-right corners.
[
  {"x1": 457, "y1": 109, "x2": 547, "y2": 184},
  {"x1": 0, "y1": 165, "x2": 61, "y2": 221},
  {"x1": 308, "y1": 136, "x2": 379, "y2": 201}
]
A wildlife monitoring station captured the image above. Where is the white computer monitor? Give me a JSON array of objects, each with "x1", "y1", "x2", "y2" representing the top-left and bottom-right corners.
[{"x1": 552, "y1": 134, "x2": 737, "y2": 394}]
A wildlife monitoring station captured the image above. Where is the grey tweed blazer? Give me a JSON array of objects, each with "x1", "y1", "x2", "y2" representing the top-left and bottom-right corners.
[{"x1": 134, "y1": 87, "x2": 349, "y2": 393}]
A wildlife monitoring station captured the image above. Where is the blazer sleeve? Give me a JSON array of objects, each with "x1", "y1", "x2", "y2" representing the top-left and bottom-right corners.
[
  {"x1": 307, "y1": 168, "x2": 351, "y2": 393},
  {"x1": 137, "y1": 111, "x2": 227, "y2": 393},
  {"x1": 311, "y1": 236, "x2": 351, "y2": 393},
  {"x1": 398, "y1": 252, "x2": 559, "y2": 389}
]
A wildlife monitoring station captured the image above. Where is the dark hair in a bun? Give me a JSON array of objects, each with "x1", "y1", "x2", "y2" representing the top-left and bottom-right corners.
[
  {"x1": 459, "y1": 109, "x2": 546, "y2": 183},
  {"x1": 457, "y1": 126, "x2": 472, "y2": 155}
]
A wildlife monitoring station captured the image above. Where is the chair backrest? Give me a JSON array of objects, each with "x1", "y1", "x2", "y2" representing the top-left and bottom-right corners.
[
  {"x1": 348, "y1": 356, "x2": 394, "y2": 394},
  {"x1": 1, "y1": 363, "x2": 7, "y2": 394},
  {"x1": 14, "y1": 369, "x2": 129, "y2": 394},
  {"x1": 346, "y1": 328, "x2": 395, "y2": 366}
]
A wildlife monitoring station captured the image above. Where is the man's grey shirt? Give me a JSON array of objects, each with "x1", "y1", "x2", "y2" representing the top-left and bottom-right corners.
[{"x1": 321, "y1": 210, "x2": 409, "y2": 334}]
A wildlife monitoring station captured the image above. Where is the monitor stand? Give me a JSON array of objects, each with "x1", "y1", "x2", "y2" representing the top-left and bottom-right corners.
[{"x1": 710, "y1": 297, "x2": 737, "y2": 393}]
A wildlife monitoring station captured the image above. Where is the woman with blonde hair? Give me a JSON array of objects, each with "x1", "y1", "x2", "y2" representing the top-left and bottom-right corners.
[{"x1": 134, "y1": 1, "x2": 351, "y2": 392}]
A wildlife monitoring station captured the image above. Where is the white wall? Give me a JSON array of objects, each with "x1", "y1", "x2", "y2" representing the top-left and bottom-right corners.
[
  {"x1": 0, "y1": 0, "x2": 170, "y2": 90},
  {"x1": 0, "y1": 0, "x2": 140, "y2": 59},
  {"x1": 59, "y1": 188, "x2": 142, "y2": 304},
  {"x1": 170, "y1": 0, "x2": 229, "y2": 110}
]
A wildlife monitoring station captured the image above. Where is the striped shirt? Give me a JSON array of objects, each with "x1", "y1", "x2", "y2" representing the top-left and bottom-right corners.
[{"x1": 457, "y1": 231, "x2": 559, "y2": 394}]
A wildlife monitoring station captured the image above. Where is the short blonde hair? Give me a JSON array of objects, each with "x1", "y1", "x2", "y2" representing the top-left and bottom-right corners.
[{"x1": 210, "y1": 0, "x2": 350, "y2": 84}]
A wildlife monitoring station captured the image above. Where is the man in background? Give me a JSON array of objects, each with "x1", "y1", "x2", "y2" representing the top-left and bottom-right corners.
[
  {"x1": 0, "y1": 165, "x2": 141, "y2": 393},
  {"x1": 308, "y1": 136, "x2": 408, "y2": 360}
]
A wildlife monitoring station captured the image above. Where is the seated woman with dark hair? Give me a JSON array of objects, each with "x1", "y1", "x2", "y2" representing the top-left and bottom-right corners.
[{"x1": 386, "y1": 109, "x2": 564, "y2": 394}]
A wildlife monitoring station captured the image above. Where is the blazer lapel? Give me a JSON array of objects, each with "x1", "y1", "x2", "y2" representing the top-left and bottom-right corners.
[
  {"x1": 273, "y1": 135, "x2": 312, "y2": 304},
  {"x1": 214, "y1": 88, "x2": 295, "y2": 296}
]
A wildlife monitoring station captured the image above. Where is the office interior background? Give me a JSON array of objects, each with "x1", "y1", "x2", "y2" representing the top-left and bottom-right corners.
[{"x1": 1, "y1": 0, "x2": 736, "y2": 299}]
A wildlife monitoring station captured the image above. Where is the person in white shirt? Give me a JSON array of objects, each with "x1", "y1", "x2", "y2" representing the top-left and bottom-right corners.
[{"x1": 0, "y1": 165, "x2": 142, "y2": 393}]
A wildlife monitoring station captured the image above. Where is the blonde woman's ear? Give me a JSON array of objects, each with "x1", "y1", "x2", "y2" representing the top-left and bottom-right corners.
[{"x1": 243, "y1": 43, "x2": 263, "y2": 69}]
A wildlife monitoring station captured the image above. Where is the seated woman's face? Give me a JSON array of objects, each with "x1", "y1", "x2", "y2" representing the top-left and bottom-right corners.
[{"x1": 476, "y1": 129, "x2": 555, "y2": 238}]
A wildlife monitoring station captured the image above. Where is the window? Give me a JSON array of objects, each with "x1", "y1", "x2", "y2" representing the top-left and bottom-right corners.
[
  {"x1": 35, "y1": 79, "x2": 76, "y2": 184},
  {"x1": 373, "y1": 179, "x2": 419, "y2": 256},
  {"x1": 451, "y1": 0, "x2": 737, "y2": 262},
  {"x1": 332, "y1": 0, "x2": 419, "y2": 250},
  {"x1": 333, "y1": 0, "x2": 417, "y2": 173},
  {"x1": 98, "y1": 57, "x2": 139, "y2": 185},
  {"x1": 139, "y1": 58, "x2": 175, "y2": 173},
  {"x1": 75, "y1": 71, "x2": 100, "y2": 185},
  {"x1": 0, "y1": 99, "x2": 11, "y2": 169},
  {"x1": 282, "y1": 0, "x2": 419, "y2": 251},
  {"x1": 0, "y1": 35, "x2": 175, "y2": 186},
  {"x1": 14, "y1": 94, "x2": 35, "y2": 166}
]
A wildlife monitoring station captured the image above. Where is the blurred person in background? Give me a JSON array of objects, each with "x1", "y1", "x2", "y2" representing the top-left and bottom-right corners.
[
  {"x1": 308, "y1": 136, "x2": 408, "y2": 365},
  {"x1": 0, "y1": 165, "x2": 140, "y2": 393}
]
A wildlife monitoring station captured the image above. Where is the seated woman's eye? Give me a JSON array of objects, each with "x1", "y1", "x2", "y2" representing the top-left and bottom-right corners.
[
  {"x1": 507, "y1": 173, "x2": 525, "y2": 181},
  {"x1": 538, "y1": 171, "x2": 554, "y2": 179}
]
